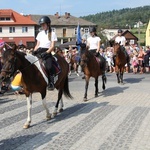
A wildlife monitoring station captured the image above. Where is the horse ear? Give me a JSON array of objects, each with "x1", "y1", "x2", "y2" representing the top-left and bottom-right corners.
[{"x1": 11, "y1": 44, "x2": 17, "y2": 51}]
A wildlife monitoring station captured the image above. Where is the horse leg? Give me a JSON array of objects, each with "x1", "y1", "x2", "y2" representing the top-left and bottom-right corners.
[
  {"x1": 53, "y1": 89, "x2": 63, "y2": 117},
  {"x1": 95, "y1": 77, "x2": 98, "y2": 97},
  {"x1": 76, "y1": 64, "x2": 80, "y2": 76},
  {"x1": 59, "y1": 98, "x2": 64, "y2": 112},
  {"x1": 83, "y1": 76, "x2": 89, "y2": 101},
  {"x1": 23, "y1": 94, "x2": 32, "y2": 129},
  {"x1": 41, "y1": 91, "x2": 51, "y2": 121},
  {"x1": 102, "y1": 74, "x2": 106, "y2": 90},
  {"x1": 116, "y1": 67, "x2": 120, "y2": 83},
  {"x1": 74, "y1": 63, "x2": 79, "y2": 76},
  {"x1": 120, "y1": 68, "x2": 124, "y2": 84}
]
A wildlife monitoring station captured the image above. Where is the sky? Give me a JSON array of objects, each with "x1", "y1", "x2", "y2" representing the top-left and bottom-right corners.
[{"x1": 0, "y1": 0, "x2": 150, "y2": 17}]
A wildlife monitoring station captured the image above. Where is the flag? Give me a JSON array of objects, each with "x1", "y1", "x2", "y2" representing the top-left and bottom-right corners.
[
  {"x1": 76, "y1": 24, "x2": 82, "y2": 45},
  {"x1": 0, "y1": 39, "x2": 5, "y2": 48}
]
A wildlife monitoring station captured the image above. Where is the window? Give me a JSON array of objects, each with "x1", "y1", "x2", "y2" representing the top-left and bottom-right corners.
[
  {"x1": 6, "y1": 17, "x2": 10, "y2": 21},
  {"x1": 84, "y1": 28, "x2": 89, "y2": 33},
  {"x1": 0, "y1": 17, "x2": 5, "y2": 21},
  {"x1": 0, "y1": 17, "x2": 11, "y2": 21},
  {"x1": 9, "y1": 27, "x2": 15, "y2": 33},
  {"x1": 22, "y1": 27, "x2": 28, "y2": 33},
  {"x1": 63, "y1": 28, "x2": 66, "y2": 37},
  {"x1": 75, "y1": 28, "x2": 77, "y2": 35},
  {"x1": 130, "y1": 40, "x2": 135, "y2": 45},
  {"x1": 0, "y1": 27, "x2": 2, "y2": 33}
]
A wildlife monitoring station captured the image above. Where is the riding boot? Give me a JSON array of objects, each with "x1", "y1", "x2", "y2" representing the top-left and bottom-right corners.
[{"x1": 48, "y1": 75, "x2": 55, "y2": 91}]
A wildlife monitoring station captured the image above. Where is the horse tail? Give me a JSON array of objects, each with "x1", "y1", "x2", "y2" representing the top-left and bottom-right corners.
[{"x1": 63, "y1": 76, "x2": 73, "y2": 99}]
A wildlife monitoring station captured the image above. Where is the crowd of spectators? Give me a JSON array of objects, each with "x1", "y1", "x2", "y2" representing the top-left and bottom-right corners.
[
  {"x1": 0, "y1": 43, "x2": 150, "y2": 95},
  {"x1": 103, "y1": 45, "x2": 150, "y2": 74},
  {"x1": 4, "y1": 43, "x2": 150, "y2": 75}
]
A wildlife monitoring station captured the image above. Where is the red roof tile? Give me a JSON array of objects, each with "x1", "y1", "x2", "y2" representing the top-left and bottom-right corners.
[{"x1": 0, "y1": 9, "x2": 37, "y2": 25}]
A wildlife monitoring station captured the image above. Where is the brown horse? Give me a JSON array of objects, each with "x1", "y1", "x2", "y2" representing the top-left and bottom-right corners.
[
  {"x1": 0, "y1": 44, "x2": 73, "y2": 129},
  {"x1": 69, "y1": 54, "x2": 80, "y2": 76},
  {"x1": 113, "y1": 42, "x2": 127, "y2": 84},
  {"x1": 80, "y1": 44, "x2": 107, "y2": 101}
]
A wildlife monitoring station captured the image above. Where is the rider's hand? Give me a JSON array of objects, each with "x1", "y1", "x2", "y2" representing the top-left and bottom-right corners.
[
  {"x1": 32, "y1": 50, "x2": 38, "y2": 55},
  {"x1": 41, "y1": 52, "x2": 48, "y2": 58}
]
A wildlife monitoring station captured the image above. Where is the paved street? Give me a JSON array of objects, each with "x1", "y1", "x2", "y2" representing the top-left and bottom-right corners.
[{"x1": 0, "y1": 72, "x2": 150, "y2": 150}]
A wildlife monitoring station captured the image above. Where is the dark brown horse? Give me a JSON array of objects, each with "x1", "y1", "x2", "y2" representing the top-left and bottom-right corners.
[
  {"x1": 0, "y1": 44, "x2": 73, "y2": 129},
  {"x1": 80, "y1": 44, "x2": 107, "y2": 101},
  {"x1": 113, "y1": 42, "x2": 127, "y2": 84}
]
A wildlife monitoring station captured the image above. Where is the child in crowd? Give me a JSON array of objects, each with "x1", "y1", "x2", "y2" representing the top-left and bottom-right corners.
[
  {"x1": 132, "y1": 54, "x2": 139, "y2": 74},
  {"x1": 11, "y1": 71, "x2": 24, "y2": 94}
]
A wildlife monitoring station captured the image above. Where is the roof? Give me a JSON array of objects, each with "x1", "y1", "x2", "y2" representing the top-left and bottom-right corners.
[
  {"x1": 0, "y1": 9, "x2": 37, "y2": 25},
  {"x1": 59, "y1": 40, "x2": 77, "y2": 49},
  {"x1": 30, "y1": 14, "x2": 96, "y2": 26}
]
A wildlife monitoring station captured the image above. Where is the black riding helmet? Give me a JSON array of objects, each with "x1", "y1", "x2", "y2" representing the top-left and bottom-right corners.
[
  {"x1": 89, "y1": 26, "x2": 96, "y2": 33},
  {"x1": 118, "y1": 29, "x2": 123, "y2": 33},
  {"x1": 39, "y1": 16, "x2": 51, "y2": 25}
]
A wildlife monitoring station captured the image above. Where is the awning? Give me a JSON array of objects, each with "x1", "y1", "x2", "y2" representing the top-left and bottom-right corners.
[{"x1": 59, "y1": 40, "x2": 77, "y2": 49}]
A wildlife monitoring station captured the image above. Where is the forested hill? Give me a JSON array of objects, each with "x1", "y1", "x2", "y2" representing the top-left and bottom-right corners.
[{"x1": 80, "y1": 5, "x2": 150, "y2": 28}]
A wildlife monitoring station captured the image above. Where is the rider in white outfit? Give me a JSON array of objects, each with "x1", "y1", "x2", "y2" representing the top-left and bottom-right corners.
[
  {"x1": 113, "y1": 29, "x2": 130, "y2": 66},
  {"x1": 87, "y1": 27, "x2": 101, "y2": 56}
]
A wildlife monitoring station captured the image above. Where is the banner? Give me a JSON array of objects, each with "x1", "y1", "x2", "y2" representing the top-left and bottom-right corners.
[{"x1": 76, "y1": 24, "x2": 82, "y2": 45}]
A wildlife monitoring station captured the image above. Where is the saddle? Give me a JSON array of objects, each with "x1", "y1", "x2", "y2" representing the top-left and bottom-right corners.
[
  {"x1": 39, "y1": 56, "x2": 61, "y2": 77},
  {"x1": 95, "y1": 55, "x2": 106, "y2": 70},
  {"x1": 52, "y1": 56, "x2": 61, "y2": 76}
]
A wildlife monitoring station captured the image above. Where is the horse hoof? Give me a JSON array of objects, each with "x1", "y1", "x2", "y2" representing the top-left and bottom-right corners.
[
  {"x1": 52, "y1": 112, "x2": 57, "y2": 118},
  {"x1": 95, "y1": 94, "x2": 98, "y2": 97},
  {"x1": 23, "y1": 124, "x2": 30, "y2": 129},
  {"x1": 46, "y1": 116, "x2": 51, "y2": 121},
  {"x1": 59, "y1": 108, "x2": 63, "y2": 112},
  {"x1": 83, "y1": 98, "x2": 88, "y2": 102}
]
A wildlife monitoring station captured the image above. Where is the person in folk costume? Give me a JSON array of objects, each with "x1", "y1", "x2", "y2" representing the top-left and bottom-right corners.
[
  {"x1": 33, "y1": 16, "x2": 58, "y2": 90},
  {"x1": 113, "y1": 29, "x2": 130, "y2": 67}
]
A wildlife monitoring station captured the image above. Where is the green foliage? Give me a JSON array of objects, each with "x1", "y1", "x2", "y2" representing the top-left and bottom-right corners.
[
  {"x1": 81, "y1": 6, "x2": 150, "y2": 46},
  {"x1": 80, "y1": 6, "x2": 150, "y2": 29}
]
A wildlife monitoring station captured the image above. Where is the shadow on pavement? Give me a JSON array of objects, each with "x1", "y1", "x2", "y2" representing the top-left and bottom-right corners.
[
  {"x1": 99, "y1": 86, "x2": 129, "y2": 97},
  {"x1": 0, "y1": 98, "x2": 15, "y2": 104},
  {"x1": 124, "y1": 77, "x2": 145, "y2": 84},
  {"x1": 0, "y1": 132, "x2": 58, "y2": 150}
]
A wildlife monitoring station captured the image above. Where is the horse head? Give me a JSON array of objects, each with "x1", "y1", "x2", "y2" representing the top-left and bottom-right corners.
[
  {"x1": 113, "y1": 42, "x2": 121, "y2": 55},
  {"x1": 0, "y1": 44, "x2": 18, "y2": 82},
  {"x1": 80, "y1": 46, "x2": 91, "y2": 68}
]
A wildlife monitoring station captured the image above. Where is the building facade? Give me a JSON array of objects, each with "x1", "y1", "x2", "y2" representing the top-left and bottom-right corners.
[
  {"x1": 146, "y1": 20, "x2": 150, "y2": 46},
  {"x1": 0, "y1": 9, "x2": 37, "y2": 48},
  {"x1": 0, "y1": 9, "x2": 96, "y2": 48},
  {"x1": 30, "y1": 12, "x2": 96, "y2": 46}
]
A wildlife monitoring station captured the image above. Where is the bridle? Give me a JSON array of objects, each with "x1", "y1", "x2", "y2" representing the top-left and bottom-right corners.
[
  {"x1": 1, "y1": 56, "x2": 17, "y2": 79},
  {"x1": 114, "y1": 44, "x2": 122, "y2": 56},
  {"x1": 1, "y1": 52, "x2": 41, "y2": 81}
]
